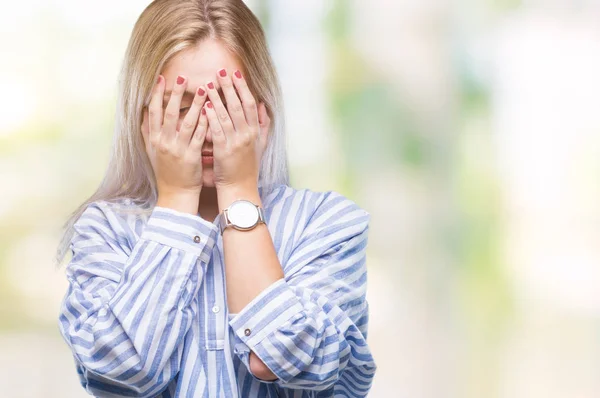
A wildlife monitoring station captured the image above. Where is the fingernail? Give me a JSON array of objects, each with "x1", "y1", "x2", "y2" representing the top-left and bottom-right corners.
[
  {"x1": 201, "y1": 107, "x2": 206, "y2": 115},
  {"x1": 207, "y1": 81, "x2": 215, "y2": 89},
  {"x1": 206, "y1": 101, "x2": 213, "y2": 109},
  {"x1": 197, "y1": 87, "x2": 206, "y2": 96},
  {"x1": 219, "y1": 68, "x2": 227, "y2": 77},
  {"x1": 234, "y1": 70, "x2": 242, "y2": 79},
  {"x1": 177, "y1": 76, "x2": 185, "y2": 85}
]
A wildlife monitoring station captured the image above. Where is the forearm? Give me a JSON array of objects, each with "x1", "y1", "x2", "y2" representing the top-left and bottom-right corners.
[
  {"x1": 59, "y1": 203, "x2": 218, "y2": 395},
  {"x1": 218, "y1": 184, "x2": 284, "y2": 313},
  {"x1": 218, "y1": 183, "x2": 283, "y2": 380},
  {"x1": 223, "y1": 213, "x2": 376, "y2": 390}
]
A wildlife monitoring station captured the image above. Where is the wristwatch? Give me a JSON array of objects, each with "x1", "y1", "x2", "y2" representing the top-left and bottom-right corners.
[{"x1": 218, "y1": 199, "x2": 265, "y2": 234}]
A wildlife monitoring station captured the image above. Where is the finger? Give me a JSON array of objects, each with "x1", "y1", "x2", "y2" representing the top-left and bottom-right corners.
[
  {"x1": 178, "y1": 85, "x2": 208, "y2": 146},
  {"x1": 204, "y1": 101, "x2": 227, "y2": 146},
  {"x1": 231, "y1": 69, "x2": 259, "y2": 128},
  {"x1": 217, "y1": 68, "x2": 247, "y2": 132},
  {"x1": 148, "y1": 75, "x2": 165, "y2": 143},
  {"x1": 163, "y1": 75, "x2": 188, "y2": 140},
  {"x1": 189, "y1": 107, "x2": 209, "y2": 153},
  {"x1": 205, "y1": 79, "x2": 235, "y2": 137}
]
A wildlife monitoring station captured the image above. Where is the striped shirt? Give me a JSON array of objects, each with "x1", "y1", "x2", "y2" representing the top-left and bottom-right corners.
[{"x1": 58, "y1": 184, "x2": 376, "y2": 397}]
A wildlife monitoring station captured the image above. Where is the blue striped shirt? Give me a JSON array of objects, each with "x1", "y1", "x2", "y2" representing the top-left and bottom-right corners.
[{"x1": 58, "y1": 184, "x2": 376, "y2": 397}]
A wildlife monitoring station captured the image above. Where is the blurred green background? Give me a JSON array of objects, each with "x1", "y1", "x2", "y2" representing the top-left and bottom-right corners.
[{"x1": 1, "y1": 0, "x2": 600, "y2": 397}]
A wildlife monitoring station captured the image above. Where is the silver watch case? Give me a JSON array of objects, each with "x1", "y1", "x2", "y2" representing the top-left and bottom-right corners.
[{"x1": 219, "y1": 200, "x2": 265, "y2": 234}]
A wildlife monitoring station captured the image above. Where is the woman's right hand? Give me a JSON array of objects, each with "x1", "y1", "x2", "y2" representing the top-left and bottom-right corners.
[{"x1": 141, "y1": 75, "x2": 209, "y2": 213}]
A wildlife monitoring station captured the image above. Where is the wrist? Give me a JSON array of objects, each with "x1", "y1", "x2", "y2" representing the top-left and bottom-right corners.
[
  {"x1": 217, "y1": 182, "x2": 261, "y2": 211},
  {"x1": 157, "y1": 188, "x2": 201, "y2": 216}
]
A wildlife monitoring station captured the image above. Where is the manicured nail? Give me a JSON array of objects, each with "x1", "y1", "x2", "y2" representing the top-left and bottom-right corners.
[
  {"x1": 234, "y1": 70, "x2": 242, "y2": 79},
  {"x1": 206, "y1": 101, "x2": 213, "y2": 109},
  {"x1": 207, "y1": 81, "x2": 215, "y2": 89},
  {"x1": 177, "y1": 76, "x2": 185, "y2": 85},
  {"x1": 197, "y1": 87, "x2": 205, "y2": 96},
  {"x1": 201, "y1": 108, "x2": 206, "y2": 115},
  {"x1": 219, "y1": 68, "x2": 227, "y2": 77}
]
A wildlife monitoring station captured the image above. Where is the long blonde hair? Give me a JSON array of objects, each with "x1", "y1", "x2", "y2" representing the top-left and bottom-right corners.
[{"x1": 55, "y1": 0, "x2": 289, "y2": 266}]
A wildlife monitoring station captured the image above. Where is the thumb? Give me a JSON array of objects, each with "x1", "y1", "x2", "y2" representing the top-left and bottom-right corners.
[
  {"x1": 141, "y1": 107, "x2": 150, "y2": 148},
  {"x1": 257, "y1": 102, "x2": 271, "y2": 143}
]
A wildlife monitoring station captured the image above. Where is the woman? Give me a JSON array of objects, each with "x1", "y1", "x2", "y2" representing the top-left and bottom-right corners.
[{"x1": 56, "y1": 0, "x2": 376, "y2": 396}]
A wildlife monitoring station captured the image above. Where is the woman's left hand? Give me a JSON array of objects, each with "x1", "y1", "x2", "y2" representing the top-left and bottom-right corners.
[{"x1": 203, "y1": 68, "x2": 270, "y2": 191}]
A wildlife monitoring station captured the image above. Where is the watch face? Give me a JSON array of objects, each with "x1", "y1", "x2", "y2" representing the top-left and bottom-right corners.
[{"x1": 228, "y1": 200, "x2": 259, "y2": 229}]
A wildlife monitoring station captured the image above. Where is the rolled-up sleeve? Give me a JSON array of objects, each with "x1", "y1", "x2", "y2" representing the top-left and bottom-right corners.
[
  {"x1": 58, "y1": 202, "x2": 219, "y2": 398},
  {"x1": 228, "y1": 196, "x2": 377, "y2": 395}
]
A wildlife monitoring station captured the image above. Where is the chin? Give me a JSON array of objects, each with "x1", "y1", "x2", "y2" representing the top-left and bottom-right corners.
[{"x1": 202, "y1": 169, "x2": 215, "y2": 188}]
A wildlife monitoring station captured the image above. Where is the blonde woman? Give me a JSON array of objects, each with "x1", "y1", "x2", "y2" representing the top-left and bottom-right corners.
[{"x1": 56, "y1": 0, "x2": 376, "y2": 396}]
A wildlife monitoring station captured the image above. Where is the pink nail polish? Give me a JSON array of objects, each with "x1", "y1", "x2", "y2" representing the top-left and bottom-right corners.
[
  {"x1": 201, "y1": 108, "x2": 206, "y2": 115},
  {"x1": 206, "y1": 101, "x2": 213, "y2": 109},
  {"x1": 177, "y1": 76, "x2": 184, "y2": 85},
  {"x1": 197, "y1": 87, "x2": 205, "y2": 96},
  {"x1": 219, "y1": 68, "x2": 227, "y2": 77},
  {"x1": 207, "y1": 82, "x2": 215, "y2": 89},
  {"x1": 234, "y1": 70, "x2": 242, "y2": 79}
]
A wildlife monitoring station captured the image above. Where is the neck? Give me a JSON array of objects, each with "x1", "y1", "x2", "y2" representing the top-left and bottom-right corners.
[{"x1": 198, "y1": 186, "x2": 220, "y2": 223}]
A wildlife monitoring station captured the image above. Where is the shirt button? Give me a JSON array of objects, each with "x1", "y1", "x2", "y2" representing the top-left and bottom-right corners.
[
  {"x1": 212, "y1": 305, "x2": 220, "y2": 313},
  {"x1": 193, "y1": 235, "x2": 201, "y2": 243},
  {"x1": 244, "y1": 328, "x2": 251, "y2": 336}
]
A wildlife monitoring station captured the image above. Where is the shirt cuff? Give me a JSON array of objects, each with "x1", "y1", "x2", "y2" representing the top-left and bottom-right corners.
[
  {"x1": 228, "y1": 278, "x2": 304, "y2": 353},
  {"x1": 141, "y1": 206, "x2": 219, "y2": 263}
]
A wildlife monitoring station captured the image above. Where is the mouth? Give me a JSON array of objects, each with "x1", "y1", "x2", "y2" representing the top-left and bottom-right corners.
[{"x1": 201, "y1": 152, "x2": 214, "y2": 165}]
